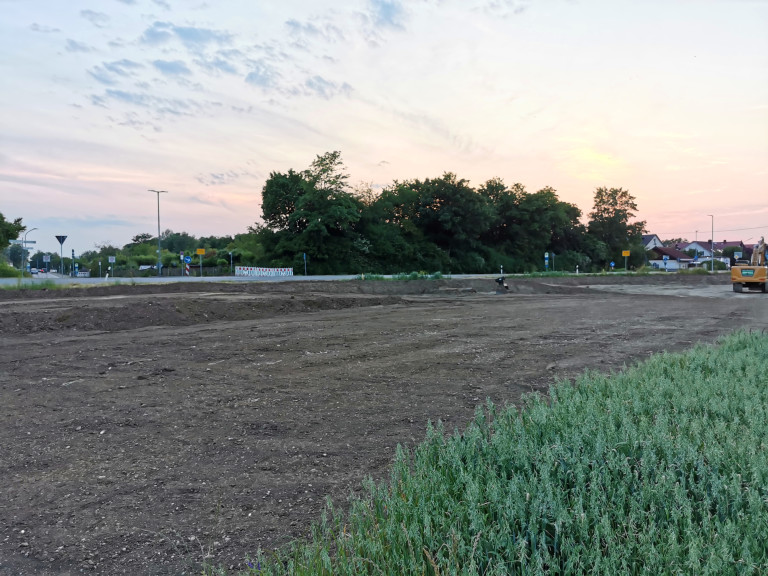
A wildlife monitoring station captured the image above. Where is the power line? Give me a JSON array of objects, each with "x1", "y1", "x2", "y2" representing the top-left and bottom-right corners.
[{"x1": 655, "y1": 224, "x2": 768, "y2": 237}]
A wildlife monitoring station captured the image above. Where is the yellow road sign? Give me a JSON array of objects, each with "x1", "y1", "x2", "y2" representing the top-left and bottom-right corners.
[
  {"x1": 622, "y1": 250, "x2": 630, "y2": 257},
  {"x1": 196, "y1": 248, "x2": 205, "y2": 255}
]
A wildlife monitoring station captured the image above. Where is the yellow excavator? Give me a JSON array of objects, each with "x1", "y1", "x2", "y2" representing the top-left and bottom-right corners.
[{"x1": 731, "y1": 237, "x2": 767, "y2": 293}]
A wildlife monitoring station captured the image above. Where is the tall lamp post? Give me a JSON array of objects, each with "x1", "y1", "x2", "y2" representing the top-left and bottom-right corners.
[
  {"x1": 149, "y1": 190, "x2": 168, "y2": 277},
  {"x1": 707, "y1": 214, "x2": 714, "y2": 272},
  {"x1": 229, "y1": 251, "x2": 233, "y2": 275},
  {"x1": 22, "y1": 227, "x2": 38, "y2": 279}
]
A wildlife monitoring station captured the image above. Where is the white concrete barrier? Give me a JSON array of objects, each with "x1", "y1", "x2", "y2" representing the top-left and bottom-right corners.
[{"x1": 236, "y1": 266, "x2": 294, "y2": 277}]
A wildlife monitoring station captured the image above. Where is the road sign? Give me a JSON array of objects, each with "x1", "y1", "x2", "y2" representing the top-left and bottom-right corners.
[
  {"x1": 55, "y1": 235, "x2": 67, "y2": 245},
  {"x1": 622, "y1": 250, "x2": 630, "y2": 257},
  {"x1": 43, "y1": 255, "x2": 51, "y2": 262},
  {"x1": 184, "y1": 256, "x2": 192, "y2": 264},
  {"x1": 108, "y1": 256, "x2": 116, "y2": 263},
  {"x1": 196, "y1": 248, "x2": 205, "y2": 255},
  {"x1": 663, "y1": 255, "x2": 669, "y2": 261}
]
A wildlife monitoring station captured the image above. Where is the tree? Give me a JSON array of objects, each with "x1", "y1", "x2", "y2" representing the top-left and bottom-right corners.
[
  {"x1": 257, "y1": 151, "x2": 364, "y2": 273},
  {"x1": 402, "y1": 172, "x2": 492, "y2": 272},
  {"x1": 131, "y1": 233, "x2": 153, "y2": 244},
  {"x1": 8, "y1": 243, "x2": 24, "y2": 268},
  {"x1": 0, "y1": 213, "x2": 24, "y2": 252},
  {"x1": 587, "y1": 187, "x2": 646, "y2": 266}
]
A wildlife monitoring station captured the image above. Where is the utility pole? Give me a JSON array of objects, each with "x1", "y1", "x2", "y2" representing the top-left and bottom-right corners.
[
  {"x1": 707, "y1": 214, "x2": 714, "y2": 272},
  {"x1": 149, "y1": 190, "x2": 168, "y2": 277}
]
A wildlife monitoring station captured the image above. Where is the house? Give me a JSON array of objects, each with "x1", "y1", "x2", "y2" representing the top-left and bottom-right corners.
[
  {"x1": 642, "y1": 234, "x2": 664, "y2": 250},
  {"x1": 676, "y1": 241, "x2": 711, "y2": 259},
  {"x1": 648, "y1": 246, "x2": 693, "y2": 271}
]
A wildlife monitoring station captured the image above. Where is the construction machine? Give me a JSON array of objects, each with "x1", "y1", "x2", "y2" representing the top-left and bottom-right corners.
[{"x1": 731, "y1": 237, "x2": 767, "y2": 293}]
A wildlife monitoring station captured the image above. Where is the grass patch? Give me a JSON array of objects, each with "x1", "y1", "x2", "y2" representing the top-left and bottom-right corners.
[
  {"x1": 209, "y1": 330, "x2": 768, "y2": 576},
  {"x1": 679, "y1": 267, "x2": 711, "y2": 275},
  {"x1": 1, "y1": 279, "x2": 60, "y2": 291},
  {"x1": 393, "y1": 271, "x2": 446, "y2": 281}
]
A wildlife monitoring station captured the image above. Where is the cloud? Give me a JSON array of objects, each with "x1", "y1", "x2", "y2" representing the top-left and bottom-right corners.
[
  {"x1": 195, "y1": 54, "x2": 239, "y2": 75},
  {"x1": 80, "y1": 9, "x2": 110, "y2": 27},
  {"x1": 152, "y1": 0, "x2": 171, "y2": 9},
  {"x1": 65, "y1": 39, "x2": 94, "y2": 53},
  {"x1": 91, "y1": 89, "x2": 203, "y2": 119},
  {"x1": 29, "y1": 23, "x2": 60, "y2": 33},
  {"x1": 105, "y1": 59, "x2": 143, "y2": 76},
  {"x1": 245, "y1": 60, "x2": 279, "y2": 88},
  {"x1": 153, "y1": 59, "x2": 193, "y2": 76},
  {"x1": 369, "y1": 0, "x2": 405, "y2": 29},
  {"x1": 88, "y1": 59, "x2": 143, "y2": 85},
  {"x1": 285, "y1": 18, "x2": 345, "y2": 48},
  {"x1": 480, "y1": 0, "x2": 531, "y2": 18},
  {"x1": 140, "y1": 21, "x2": 232, "y2": 49},
  {"x1": 115, "y1": 0, "x2": 138, "y2": 4},
  {"x1": 196, "y1": 170, "x2": 252, "y2": 186},
  {"x1": 304, "y1": 75, "x2": 352, "y2": 99},
  {"x1": 141, "y1": 21, "x2": 174, "y2": 44}
]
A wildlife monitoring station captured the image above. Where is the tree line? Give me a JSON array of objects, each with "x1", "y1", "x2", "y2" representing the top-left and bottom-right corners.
[
  {"x1": 2, "y1": 150, "x2": 648, "y2": 276},
  {"x1": 251, "y1": 151, "x2": 647, "y2": 274}
]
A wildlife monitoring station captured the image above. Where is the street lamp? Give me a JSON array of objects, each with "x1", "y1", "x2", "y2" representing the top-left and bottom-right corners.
[
  {"x1": 22, "y1": 227, "x2": 38, "y2": 279},
  {"x1": 229, "y1": 251, "x2": 233, "y2": 275},
  {"x1": 149, "y1": 190, "x2": 168, "y2": 277},
  {"x1": 707, "y1": 214, "x2": 714, "y2": 272}
]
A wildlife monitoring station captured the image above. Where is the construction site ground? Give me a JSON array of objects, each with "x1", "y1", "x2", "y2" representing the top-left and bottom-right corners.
[{"x1": 1, "y1": 273, "x2": 765, "y2": 575}]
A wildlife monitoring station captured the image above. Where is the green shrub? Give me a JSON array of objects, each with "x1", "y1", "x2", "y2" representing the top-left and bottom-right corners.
[{"x1": 0, "y1": 262, "x2": 21, "y2": 278}]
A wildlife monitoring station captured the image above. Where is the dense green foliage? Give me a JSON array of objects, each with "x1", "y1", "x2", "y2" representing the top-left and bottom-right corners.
[
  {"x1": 254, "y1": 152, "x2": 648, "y2": 274},
  {"x1": 0, "y1": 212, "x2": 24, "y2": 251},
  {"x1": 221, "y1": 331, "x2": 768, "y2": 575}
]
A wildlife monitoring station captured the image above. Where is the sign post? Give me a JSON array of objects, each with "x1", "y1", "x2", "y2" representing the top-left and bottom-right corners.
[
  {"x1": 55, "y1": 235, "x2": 67, "y2": 275},
  {"x1": 108, "y1": 255, "x2": 116, "y2": 278},
  {"x1": 544, "y1": 252, "x2": 549, "y2": 272},
  {"x1": 196, "y1": 248, "x2": 205, "y2": 278},
  {"x1": 622, "y1": 249, "x2": 630, "y2": 271}
]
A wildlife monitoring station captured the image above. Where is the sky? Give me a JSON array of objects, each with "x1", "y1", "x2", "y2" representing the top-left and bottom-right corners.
[{"x1": 1, "y1": 0, "x2": 767, "y2": 257}]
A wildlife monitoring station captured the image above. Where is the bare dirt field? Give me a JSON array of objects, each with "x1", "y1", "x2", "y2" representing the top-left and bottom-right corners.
[{"x1": 1, "y1": 274, "x2": 766, "y2": 575}]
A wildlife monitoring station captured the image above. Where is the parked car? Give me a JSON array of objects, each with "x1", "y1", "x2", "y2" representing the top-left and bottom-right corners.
[{"x1": 30, "y1": 268, "x2": 38, "y2": 274}]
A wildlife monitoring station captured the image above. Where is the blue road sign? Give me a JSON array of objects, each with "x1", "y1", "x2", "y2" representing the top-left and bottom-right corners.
[{"x1": 184, "y1": 256, "x2": 192, "y2": 264}]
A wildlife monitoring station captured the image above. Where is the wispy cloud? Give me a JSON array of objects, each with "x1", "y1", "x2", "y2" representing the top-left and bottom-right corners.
[
  {"x1": 304, "y1": 75, "x2": 352, "y2": 99},
  {"x1": 88, "y1": 59, "x2": 143, "y2": 85},
  {"x1": 368, "y1": 0, "x2": 405, "y2": 29},
  {"x1": 244, "y1": 60, "x2": 280, "y2": 88},
  {"x1": 65, "y1": 39, "x2": 94, "y2": 53},
  {"x1": 152, "y1": 0, "x2": 171, "y2": 9},
  {"x1": 140, "y1": 21, "x2": 232, "y2": 50},
  {"x1": 480, "y1": 0, "x2": 531, "y2": 18},
  {"x1": 80, "y1": 9, "x2": 110, "y2": 27},
  {"x1": 91, "y1": 89, "x2": 203, "y2": 119},
  {"x1": 153, "y1": 59, "x2": 192, "y2": 76},
  {"x1": 196, "y1": 170, "x2": 253, "y2": 186},
  {"x1": 30, "y1": 23, "x2": 60, "y2": 33},
  {"x1": 195, "y1": 54, "x2": 239, "y2": 75},
  {"x1": 285, "y1": 18, "x2": 345, "y2": 49}
]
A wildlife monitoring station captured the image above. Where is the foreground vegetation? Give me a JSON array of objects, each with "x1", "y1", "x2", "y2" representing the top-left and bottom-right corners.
[{"x1": 210, "y1": 330, "x2": 767, "y2": 575}]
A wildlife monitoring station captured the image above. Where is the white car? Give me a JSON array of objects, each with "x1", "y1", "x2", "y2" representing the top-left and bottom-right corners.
[{"x1": 30, "y1": 268, "x2": 38, "y2": 274}]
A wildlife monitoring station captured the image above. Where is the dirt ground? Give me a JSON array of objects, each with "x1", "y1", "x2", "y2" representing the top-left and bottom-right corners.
[{"x1": 1, "y1": 274, "x2": 766, "y2": 575}]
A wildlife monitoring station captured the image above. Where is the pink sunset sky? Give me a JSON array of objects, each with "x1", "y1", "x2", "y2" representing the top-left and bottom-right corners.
[{"x1": 2, "y1": 0, "x2": 767, "y2": 256}]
